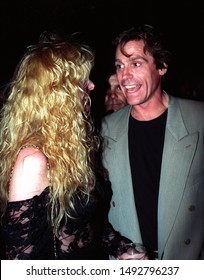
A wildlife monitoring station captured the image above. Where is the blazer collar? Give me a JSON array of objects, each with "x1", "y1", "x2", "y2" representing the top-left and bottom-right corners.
[
  {"x1": 111, "y1": 95, "x2": 188, "y2": 141},
  {"x1": 166, "y1": 95, "x2": 189, "y2": 140}
]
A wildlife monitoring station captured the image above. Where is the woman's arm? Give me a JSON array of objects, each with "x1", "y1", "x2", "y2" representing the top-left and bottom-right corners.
[{"x1": 9, "y1": 146, "x2": 50, "y2": 201}]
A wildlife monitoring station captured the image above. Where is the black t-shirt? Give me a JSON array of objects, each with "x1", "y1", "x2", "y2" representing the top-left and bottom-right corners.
[{"x1": 128, "y1": 110, "x2": 167, "y2": 252}]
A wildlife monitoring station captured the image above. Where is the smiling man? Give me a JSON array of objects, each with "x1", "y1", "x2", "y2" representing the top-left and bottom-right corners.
[{"x1": 101, "y1": 24, "x2": 204, "y2": 260}]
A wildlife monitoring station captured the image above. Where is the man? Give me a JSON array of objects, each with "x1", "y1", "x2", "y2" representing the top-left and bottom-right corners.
[
  {"x1": 105, "y1": 73, "x2": 127, "y2": 114},
  {"x1": 101, "y1": 24, "x2": 204, "y2": 259}
]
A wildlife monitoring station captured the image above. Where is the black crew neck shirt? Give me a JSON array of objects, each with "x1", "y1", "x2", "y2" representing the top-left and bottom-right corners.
[{"x1": 128, "y1": 110, "x2": 167, "y2": 251}]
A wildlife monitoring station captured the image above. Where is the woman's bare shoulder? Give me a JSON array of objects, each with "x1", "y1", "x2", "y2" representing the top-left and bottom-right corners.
[{"x1": 9, "y1": 146, "x2": 50, "y2": 201}]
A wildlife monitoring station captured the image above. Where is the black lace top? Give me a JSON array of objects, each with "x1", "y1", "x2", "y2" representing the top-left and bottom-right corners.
[{"x1": 1, "y1": 179, "x2": 131, "y2": 260}]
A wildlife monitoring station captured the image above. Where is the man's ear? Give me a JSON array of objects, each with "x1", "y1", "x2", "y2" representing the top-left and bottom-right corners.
[{"x1": 159, "y1": 63, "x2": 168, "y2": 76}]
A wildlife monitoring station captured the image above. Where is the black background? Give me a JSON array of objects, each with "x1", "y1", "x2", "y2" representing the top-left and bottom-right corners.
[{"x1": 1, "y1": 0, "x2": 204, "y2": 117}]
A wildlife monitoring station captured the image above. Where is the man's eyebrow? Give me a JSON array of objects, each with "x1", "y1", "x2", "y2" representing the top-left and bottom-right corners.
[
  {"x1": 115, "y1": 55, "x2": 148, "y2": 63},
  {"x1": 130, "y1": 55, "x2": 148, "y2": 62},
  {"x1": 115, "y1": 58, "x2": 122, "y2": 63}
]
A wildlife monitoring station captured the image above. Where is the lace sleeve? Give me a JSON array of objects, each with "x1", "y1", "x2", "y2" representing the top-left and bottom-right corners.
[
  {"x1": 2, "y1": 187, "x2": 53, "y2": 259},
  {"x1": 102, "y1": 221, "x2": 132, "y2": 258}
]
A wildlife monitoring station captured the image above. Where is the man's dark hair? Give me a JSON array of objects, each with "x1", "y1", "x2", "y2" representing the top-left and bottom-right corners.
[{"x1": 114, "y1": 24, "x2": 172, "y2": 70}]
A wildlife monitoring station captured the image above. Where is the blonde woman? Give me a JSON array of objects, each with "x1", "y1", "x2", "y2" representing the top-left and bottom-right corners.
[{"x1": 0, "y1": 34, "x2": 135, "y2": 260}]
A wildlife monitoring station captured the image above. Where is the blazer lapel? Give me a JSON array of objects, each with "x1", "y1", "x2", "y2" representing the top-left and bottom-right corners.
[
  {"x1": 104, "y1": 106, "x2": 143, "y2": 242},
  {"x1": 158, "y1": 97, "x2": 199, "y2": 256}
]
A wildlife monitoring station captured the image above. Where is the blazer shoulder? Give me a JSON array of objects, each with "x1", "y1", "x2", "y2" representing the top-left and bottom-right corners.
[
  {"x1": 177, "y1": 97, "x2": 204, "y2": 116},
  {"x1": 102, "y1": 106, "x2": 131, "y2": 127}
]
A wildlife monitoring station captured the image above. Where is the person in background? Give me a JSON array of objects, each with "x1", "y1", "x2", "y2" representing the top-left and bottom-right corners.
[
  {"x1": 101, "y1": 24, "x2": 204, "y2": 259},
  {"x1": 105, "y1": 73, "x2": 127, "y2": 114},
  {"x1": 0, "y1": 33, "x2": 142, "y2": 260}
]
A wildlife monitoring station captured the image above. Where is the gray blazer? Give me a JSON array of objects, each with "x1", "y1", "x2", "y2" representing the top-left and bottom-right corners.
[{"x1": 101, "y1": 95, "x2": 204, "y2": 259}]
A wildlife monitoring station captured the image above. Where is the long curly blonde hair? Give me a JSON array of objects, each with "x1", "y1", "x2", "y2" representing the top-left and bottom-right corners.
[{"x1": 0, "y1": 37, "x2": 100, "y2": 233}]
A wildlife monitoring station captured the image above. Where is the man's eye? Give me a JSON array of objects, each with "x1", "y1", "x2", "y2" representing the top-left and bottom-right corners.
[
  {"x1": 134, "y1": 62, "x2": 141, "y2": 67},
  {"x1": 116, "y1": 64, "x2": 123, "y2": 69}
]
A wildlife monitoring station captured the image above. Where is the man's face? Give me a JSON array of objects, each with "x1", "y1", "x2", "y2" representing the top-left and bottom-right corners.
[
  {"x1": 105, "y1": 74, "x2": 127, "y2": 112},
  {"x1": 115, "y1": 40, "x2": 165, "y2": 106}
]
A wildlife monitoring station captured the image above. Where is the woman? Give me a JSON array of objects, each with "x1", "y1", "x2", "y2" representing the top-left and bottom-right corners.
[{"x1": 0, "y1": 34, "x2": 135, "y2": 260}]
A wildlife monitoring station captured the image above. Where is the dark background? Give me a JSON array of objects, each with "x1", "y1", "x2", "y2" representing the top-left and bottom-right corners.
[
  {"x1": 0, "y1": 0, "x2": 203, "y2": 260},
  {"x1": 1, "y1": 0, "x2": 204, "y2": 118}
]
